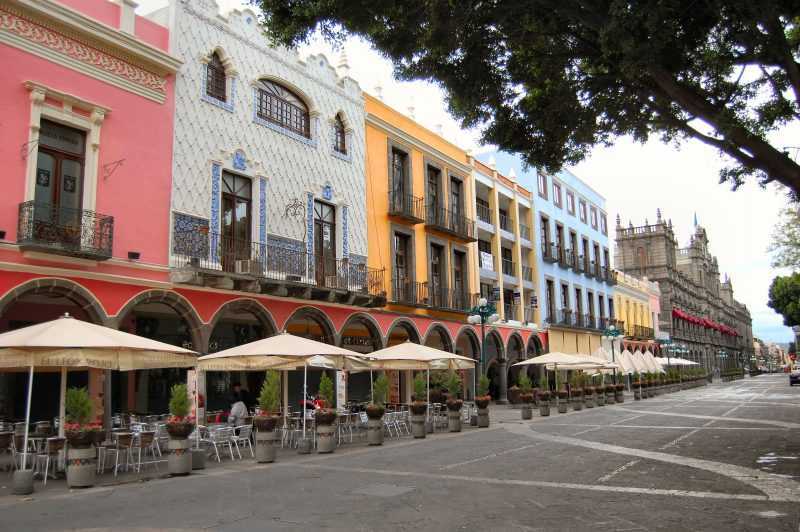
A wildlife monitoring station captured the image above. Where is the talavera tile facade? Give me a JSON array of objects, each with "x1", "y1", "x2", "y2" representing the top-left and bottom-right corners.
[{"x1": 163, "y1": 0, "x2": 367, "y2": 261}]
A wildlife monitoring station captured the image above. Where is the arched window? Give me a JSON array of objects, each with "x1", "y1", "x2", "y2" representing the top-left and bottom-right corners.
[
  {"x1": 256, "y1": 79, "x2": 310, "y2": 138},
  {"x1": 333, "y1": 114, "x2": 347, "y2": 154},
  {"x1": 206, "y1": 52, "x2": 227, "y2": 102}
]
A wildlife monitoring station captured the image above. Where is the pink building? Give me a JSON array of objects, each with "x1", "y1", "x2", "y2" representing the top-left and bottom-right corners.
[{"x1": 0, "y1": 0, "x2": 180, "y2": 421}]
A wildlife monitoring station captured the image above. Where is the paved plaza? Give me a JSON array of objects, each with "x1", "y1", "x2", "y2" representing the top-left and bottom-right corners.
[{"x1": 2, "y1": 374, "x2": 799, "y2": 531}]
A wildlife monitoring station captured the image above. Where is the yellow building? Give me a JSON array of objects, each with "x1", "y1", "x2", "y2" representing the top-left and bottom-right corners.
[
  {"x1": 470, "y1": 160, "x2": 539, "y2": 326},
  {"x1": 613, "y1": 270, "x2": 660, "y2": 352}
]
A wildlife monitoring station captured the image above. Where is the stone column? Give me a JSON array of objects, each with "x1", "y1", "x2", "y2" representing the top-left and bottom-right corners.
[{"x1": 496, "y1": 359, "x2": 508, "y2": 404}]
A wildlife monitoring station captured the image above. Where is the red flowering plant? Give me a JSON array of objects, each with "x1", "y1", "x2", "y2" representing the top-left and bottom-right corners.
[{"x1": 166, "y1": 384, "x2": 195, "y2": 439}]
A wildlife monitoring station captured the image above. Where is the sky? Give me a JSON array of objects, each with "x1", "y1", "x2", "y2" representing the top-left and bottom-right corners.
[{"x1": 138, "y1": 0, "x2": 796, "y2": 344}]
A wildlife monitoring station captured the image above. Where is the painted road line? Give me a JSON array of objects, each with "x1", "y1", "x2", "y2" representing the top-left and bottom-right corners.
[
  {"x1": 615, "y1": 408, "x2": 800, "y2": 429},
  {"x1": 598, "y1": 459, "x2": 640, "y2": 482}
]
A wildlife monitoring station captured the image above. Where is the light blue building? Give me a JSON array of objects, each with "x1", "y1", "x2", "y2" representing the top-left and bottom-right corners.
[{"x1": 480, "y1": 152, "x2": 615, "y2": 343}]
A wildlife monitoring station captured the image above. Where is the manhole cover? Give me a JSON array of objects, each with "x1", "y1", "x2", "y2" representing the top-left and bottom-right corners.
[{"x1": 351, "y1": 483, "x2": 414, "y2": 497}]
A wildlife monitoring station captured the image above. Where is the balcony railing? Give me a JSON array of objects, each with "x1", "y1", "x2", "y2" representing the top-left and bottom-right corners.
[
  {"x1": 17, "y1": 201, "x2": 114, "y2": 260},
  {"x1": 504, "y1": 303, "x2": 517, "y2": 321},
  {"x1": 558, "y1": 308, "x2": 575, "y2": 327},
  {"x1": 605, "y1": 268, "x2": 617, "y2": 285},
  {"x1": 502, "y1": 258, "x2": 515, "y2": 276},
  {"x1": 392, "y1": 278, "x2": 428, "y2": 306},
  {"x1": 557, "y1": 245, "x2": 570, "y2": 268},
  {"x1": 524, "y1": 306, "x2": 535, "y2": 324},
  {"x1": 585, "y1": 260, "x2": 596, "y2": 278},
  {"x1": 476, "y1": 202, "x2": 491, "y2": 224},
  {"x1": 542, "y1": 242, "x2": 557, "y2": 263},
  {"x1": 522, "y1": 265, "x2": 533, "y2": 282},
  {"x1": 519, "y1": 224, "x2": 530, "y2": 241},
  {"x1": 172, "y1": 228, "x2": 385, "y2": 296},
  {"x1": 426, "y1": 204, "x2": 476, "y2": 241},
  {"x1": 388, "y1": 190, "x2": 425, "y2": 223},
  {"x1": 627, "y1": 325, "x2": 655, "y2": 339},
  {"x1": 499, "y1": 212, "x2": 510, "y2": 232},
  {"x1": 575, "y1": 255, "x2": 585, "y2": 273}
]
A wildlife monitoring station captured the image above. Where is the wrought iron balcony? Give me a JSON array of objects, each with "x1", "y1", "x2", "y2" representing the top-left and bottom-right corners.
[
  {"x1": 522, "y1": 265, "x2": 533, "y2": 282},
  {"x1": 575, "y1": 255, "x2": 585, "y2": 273},
  {"x1": 499, "y1": 212, "x2": 511, "y2": 232},
  {"x1": 605, "y1": 268, "x2": 617, "y2": 285},
  {"x1": 392, "y1": 278, "x2": 428, "y2": 306},
  {"x1": 502, "y1": 258, "x2": 515, "y2": 276},
  {"x1": 627, "y1": 325, "x2": 654, "y2": 339},
  {"x1": 542, "y1": 242, "x2": 558, "y2": 263},
  {"x1": 17, "y1": 201, "x2": 113, "y2": 260},
  {"x1": 519, "y1": 224, "x2": 531, "y2": 241},
  {"x1": 504, "y1": 303, "x2": 518, "y2": 321},
  {"x1": 425, "y1": 204, "x2": 476, "y2": 241},
  {"x1": 172, "y1": 228, "x2": 385, "y2": 302},
  {"x1": 434, "y1": 290, "x2": 479, "y2": 313},
  {"x1": 524, "y1": 306, "x2": 536, "y2": 324},
  {"x1": 388, "y1": 190, "x2": 425, "y2": 224},
  {"x1": 476, "y1": 202, "x2": 492, "y2": 224},
  {"x1": 557, "y1": 245, "x2": 570, "y2": 268},
  {"x1": 585, "y1": 260, "x2": 596, "y2": 278},
  {"x1": 558, "y1": 308, "x2": 576, "y2": 327}
]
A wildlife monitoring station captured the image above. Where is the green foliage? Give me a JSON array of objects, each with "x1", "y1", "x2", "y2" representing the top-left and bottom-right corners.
[
  {"x1": 768, "y1": 273, "x2": 800, "y2": 327},
  {"x1": 429, "y1": 370, "x2": 447, "y2": 390},
  {"x1": 372, "y1": 373, "x2": 389, "y2": 407},
  {"x1": 769, "y1": 205, "x2": 800, "y2": 270},
  {"x1": 477, "y1": 374, "x2": 490, "y2": 397},
  {"x1": 539, "y1": 373, "x2": 549, "y2": 391},
  {"x1": 258, "y1": 370, "x2": 281, "y2": 414},
  {"x1": 169, "y1": 383, "x2": 190, "y2": 418},
  {"x1": 517, "y1": 372, "x2": 532, "y2": 393},
  {"x1": 65, "y1": 387, "x2": 92, "y2": 426},
  {"x1": 444, "y1": 371, "x2": 462, "y2": 397},
  {"x1": 253, "y1": 0, "x2": 800, "y2": 195},
  {"x1": 632, "y1": 372, "x2": 640, "y2": 382},
  {"x1": 413, "y1": 373, "x2": 427, "y2": 401},
  {"x1": 318, "y1": 372, "x2": 335, "y2": 408}
]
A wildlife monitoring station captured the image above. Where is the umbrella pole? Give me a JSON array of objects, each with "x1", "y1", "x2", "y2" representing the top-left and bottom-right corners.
[
  {"x1": 426, "y1": 369, "x2": 430, "y2": 420},
  {"x1": 195, "y1": 370, "x2": 202, "y2": 449},
  {"x1": 22, "y1": 364, "x2": 33, "y2": 470},
  {"x1": 370, "y1": 370, "x2": 374, "y2": 404},
  {"x1": 302, "y1": 362, "x2": 307, "y2": 440},
  {"x1": 58, "y1": 366, "x2": 67, "y2": 438}
]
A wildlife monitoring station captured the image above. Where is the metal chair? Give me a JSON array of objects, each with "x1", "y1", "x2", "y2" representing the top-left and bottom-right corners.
[
  {"x1": 232, "y1": 425, "x2": 253, "y2": 459},
  {"x1": 33, "y1": 437, "x2": 65, "y2": 485},
  {"x1": 130, "y1": 431, "x2": 159, "y2": 473},
  {"x1": 202, "y1": 427, "x2": 236, "y2": 462},
  {"x1": 102, "y1": 432, "x2": 133, "y2": 477}
]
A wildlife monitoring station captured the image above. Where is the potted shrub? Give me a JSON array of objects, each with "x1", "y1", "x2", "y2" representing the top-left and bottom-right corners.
[
  {"x1": 633, "y1": 373, "x2": 642, "y2": 400},
  {"x1": 445, "y1": 371, "x2": 463, "y2": 432},
  {"x1": 615, "y1": 382, "x2": 625, "y2": 403},
  {"x1": 518, "y1": 373, "x2": 534, "y2": 420},
  {"x1": 410, "y1": 373, "x2": 428, "y2": 438},
  {"x1": 585, "y1": 384, "x2": 595, "y2": 408},
  {"x1": 475, "y1": 374, "x2": 491, "y2": 427},
  {"x1": 166, "y1": 383, "x2": 194, "y2": 476},
  {"x1": 315, "y1": 373, "x2": 338, "y2": 453},
  {"x1": 254, "y1": 369, "x2": 281, "y2": 463},
  {"x1": 367, "y1": 374, "x2": 389, "y2": 445},
  {"x1": 557, "y1": 388, "x2": 568, "y2": 413},
  {"x1": 64, "y1": 387, "x2": 96, "y2": 488},
  {"x1": 508, "y1": 385, "x2": 521, "y2": 405},
  {"x1": 538, "y1": 375, "x2": 550, "y2": 416},
  {"x1": 571, "y1": 374, "x2": 583, "y2": 411}
]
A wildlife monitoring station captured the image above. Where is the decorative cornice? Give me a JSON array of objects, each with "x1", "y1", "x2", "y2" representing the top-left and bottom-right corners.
[{"x1": 1, "y1": 2, "x2": 181, "y2": 103}]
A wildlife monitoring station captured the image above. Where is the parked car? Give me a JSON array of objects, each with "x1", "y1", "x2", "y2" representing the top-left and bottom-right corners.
[{"x1": 790, "y1": 368, "x2": 800, "y2": 386}]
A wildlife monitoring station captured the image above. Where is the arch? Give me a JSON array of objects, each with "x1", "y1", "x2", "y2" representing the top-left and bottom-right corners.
[
  {"x1": 333, "y1": 112, "x2": 348, "y2": 154},
  {"x1": 207, "y1": 298, "x2": 277, "y2": 337},
  {"x1": 338, "y1": 312, "x2": 384, "y2": 351},
  {"x1": 202, "y1": 46, "x2": 236, "y2": 75},
  {"x1": 454, "y1": 326, "x2": 480, "y2": 359},
  {"x1": 332, "y1": 110, "x2": 353, "y2": 132},
  {"x1": 483, "y1": 329, "x2": 505, "y2": 364},
  {"x1": 384, "y1": 317, "x2": 422, "y2": 345},
  {"x1": 112, "y1": 289, "x2": 203, "y2": 350},
  {"x1": 526, "y1": 334, "x2": 544, "y2": 357},
  {"x1": 423, "y1": 323, "x2": 454, "y2": 352},
  {"x1": 0, "y1": 277, "x2": 107, "y2": 325},
  {"x1": 506, "y1": 332, "x2": 525, "y2": 362},
  {"x1": 254, "y1": 75, "x2": 317, "y2": 114},
  {"x1": 283, "y1": 305, "x2": 336, "y2": 344}
]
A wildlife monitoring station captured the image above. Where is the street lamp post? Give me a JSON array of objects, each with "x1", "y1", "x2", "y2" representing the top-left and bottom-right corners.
[
  {"x1": 468, "y1": 297, "x2": 499, "y2": 398},
  {"x1": 603, "y1": 325, "x2": 622, "y2": 384}
]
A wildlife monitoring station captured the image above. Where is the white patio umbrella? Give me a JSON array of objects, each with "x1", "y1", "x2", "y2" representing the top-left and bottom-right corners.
[
  {"x1": 0, "y1": 314, "x2": 197, "y2": 471},
  {"x1": 365, "y1": 342, "x2": 476, "y2": 405},
  {"x1": 512, "y1": 352, "x2": 606, "y2": 391},
  {"x1": 196, "y1": 333, "x2": 370, "y2": 439},
  {"x1": 644, "y1": 350, "x2": 666, "y2": 373},
  {"x1": 629, "y1": 350, "x2": 649, "y2": 374}
]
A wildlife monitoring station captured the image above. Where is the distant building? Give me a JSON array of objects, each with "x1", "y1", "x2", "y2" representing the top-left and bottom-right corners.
[
  {"x1": 615, "y1": 212, "x2": 754, "y2": 373},
  {"x1": 613, "y1": 271, "x2": 661, "y2": 353}
]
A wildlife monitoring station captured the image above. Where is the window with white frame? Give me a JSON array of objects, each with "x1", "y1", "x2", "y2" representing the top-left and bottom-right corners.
[
  {"x1": 566, "y1": 191, "x2": 575, "y2": 214},
  {"x1": 579, "y1": 199, "x2": 587, "y2": 223},
  {"x1": 552, "y1": 181, "x2": 562, "y2": 208},
  {"x1": 590, "y1": 206, "x2": 598, "y2": 229},
  {"x1": 600, "y1": 213, "x2": 607, "y2": 235},
  {"x1": 538, "y1": 172, "x2": 548, "y2": 199}
]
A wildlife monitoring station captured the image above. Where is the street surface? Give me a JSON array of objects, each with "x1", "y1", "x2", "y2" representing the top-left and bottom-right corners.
[{"x1": 2, "y1": 374, "x2": 799, "y2": 531}]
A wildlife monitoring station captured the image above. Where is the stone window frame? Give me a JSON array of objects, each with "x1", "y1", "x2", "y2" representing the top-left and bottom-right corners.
[
  {"x1": 566, "y1": 190, "x2": 576, "y2": 216},
  {"x1": 251, "y1": 76, "x2": 318, "y2": 148},
  {"x1": 23, "y1": 81, "x2": 108, "y2": 214},
  {"x1": 424, "y1": 157, "x2": 446, "y2": 211},
  {"x1": 425, "y1": 233, "x2": 451, "y2": 301},
  {"x1": 537, "y1": 171, "x2": 548, "y2": 200},
  {"x1": 389, "y1": 222, "x2": 416, "y2": 286},
  {"x1": 578, "y1": 199, "x2": 587, "y2": 223},
  {"x1": 451, "y1": 241, "x2": 470, "y2": 303},
  {"x1": 552, "y1": 179, "x2": 563, "y2": 208},
  {"x1": 544, "y1": 275, "x2": 557, "y2": 322},
  {"x1": 387, "y1": 138, "x2": 414, "y2": 196},
  {"x1": 330, "y1": 111, "x2": 353, "y2": 162},
  {"x1": 200, "y1": 47, "x2": 237, "y2": 113}
]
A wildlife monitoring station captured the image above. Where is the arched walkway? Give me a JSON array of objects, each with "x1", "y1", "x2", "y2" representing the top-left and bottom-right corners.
[
  {"x1": 284, "y1": 306, "x2": 337, "y2": 409},
  {"x1": 455, "y1": 327, "x2": 480, "y2": 400},
  {"x1": 339, "y1": 313, "x2": 384, "y2": 403},
  {"x1": 384, "y1": 319, "x2": 422, "y2": 404},
  {"x1": 423, "y1": 324, "x2": 453, "y2": 353},
  {"x1": 484, "y1": 330, "x2": 507, "y2": 403},
  {"x1": 385, "y1": 319, "x2": 421, "y2": 346},
  {"x1": 506, "y1": 334, "x2": 525, "y2": 401},
  {"x1": 0, "y1": 278, "x2": 106, "y2": 328}
]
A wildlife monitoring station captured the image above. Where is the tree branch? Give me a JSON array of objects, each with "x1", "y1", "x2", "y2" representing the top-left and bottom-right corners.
[{"x1": 764, "y1": 16, "x2": 800, "y2": 110}]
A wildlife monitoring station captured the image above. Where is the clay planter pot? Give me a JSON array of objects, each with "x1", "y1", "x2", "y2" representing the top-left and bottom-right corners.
[
  {"x1": 572, "y1": 390, "x2": 584, "y2": 411},
  {"x1": 254, "y1": 416, "x2": 279, "y2": 463},
  {"x1": 596, "y1": 391, "x2": 606, "y2": 406},
  {"x1": 584, "y1": 389, "x2": 595, "y2": 408},
  {"x1": 65, "y1": 429, "x2": 95, "y2": 488},
  {"x1": 557, "y1": 392, "x2": 568, "y2": 413},
  {"x1": 507, "y1": 386, "x2": 521, "y2": 405},
  {"x1": 475, "y1": 396, "x2": 490, "y2": 427},
  {"x1": 605, "y1": 387, "x2": 616, "y2": 405},
  {"x1": 315, "y1": 409, "x2": 338, "y2": 453},
  {"x1": 519, "y1": 393, "x2": 534, "y2": 420},
  {"x1": 166, "y1": 421, "x2": 195, "y2": 476},
  {"x1": 410, "y1": 401, "x2": 427, "y2": 438},
  {"x1": 615, "y1": 385, "x2": 625, "y2": 403},
  {"x1": 633, "y1": 384, "x2": 642, "y2": 400},
  {"x1": 365, "y1": 404, "x2": 385, "y2": 445},
  {"x1": 446, "y1": 399, "x2": 463, "y2": 432},
  {"x1": 538, "y1": 394, "x2": 551, "y2": 416}
]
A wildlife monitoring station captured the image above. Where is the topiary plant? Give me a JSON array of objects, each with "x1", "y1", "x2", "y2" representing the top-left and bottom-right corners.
[
  {"x1": 65, "y1": 387, "x2": 92, "y2": 427},
  {"x1": 517, "y1": 373, "x2": 532, "y2": 393},
  {"x1": 444, "y1": 371, "x2": 462, "y2": 398},
  {"x1": 413, "y1": 372, "x2": 427, "y2": 402},
  {"x1": 539, "y1": 373, "x2": 549, "y2": 392},
  {"x1": 477, "y1": 373, "x2": 490, "y2": 397},
  {"x1": 258, "y1": 370, "x2": 282, "y2": 415},
  {"x1": 318, "y1": 372, "x2": 335, "y2": 408},
  {"x1": 372, "y1": 373, "x2": 389, "y2": 407},
  {"x1": 169, "y1": 383, "x2": 191, "y2": 419}
]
